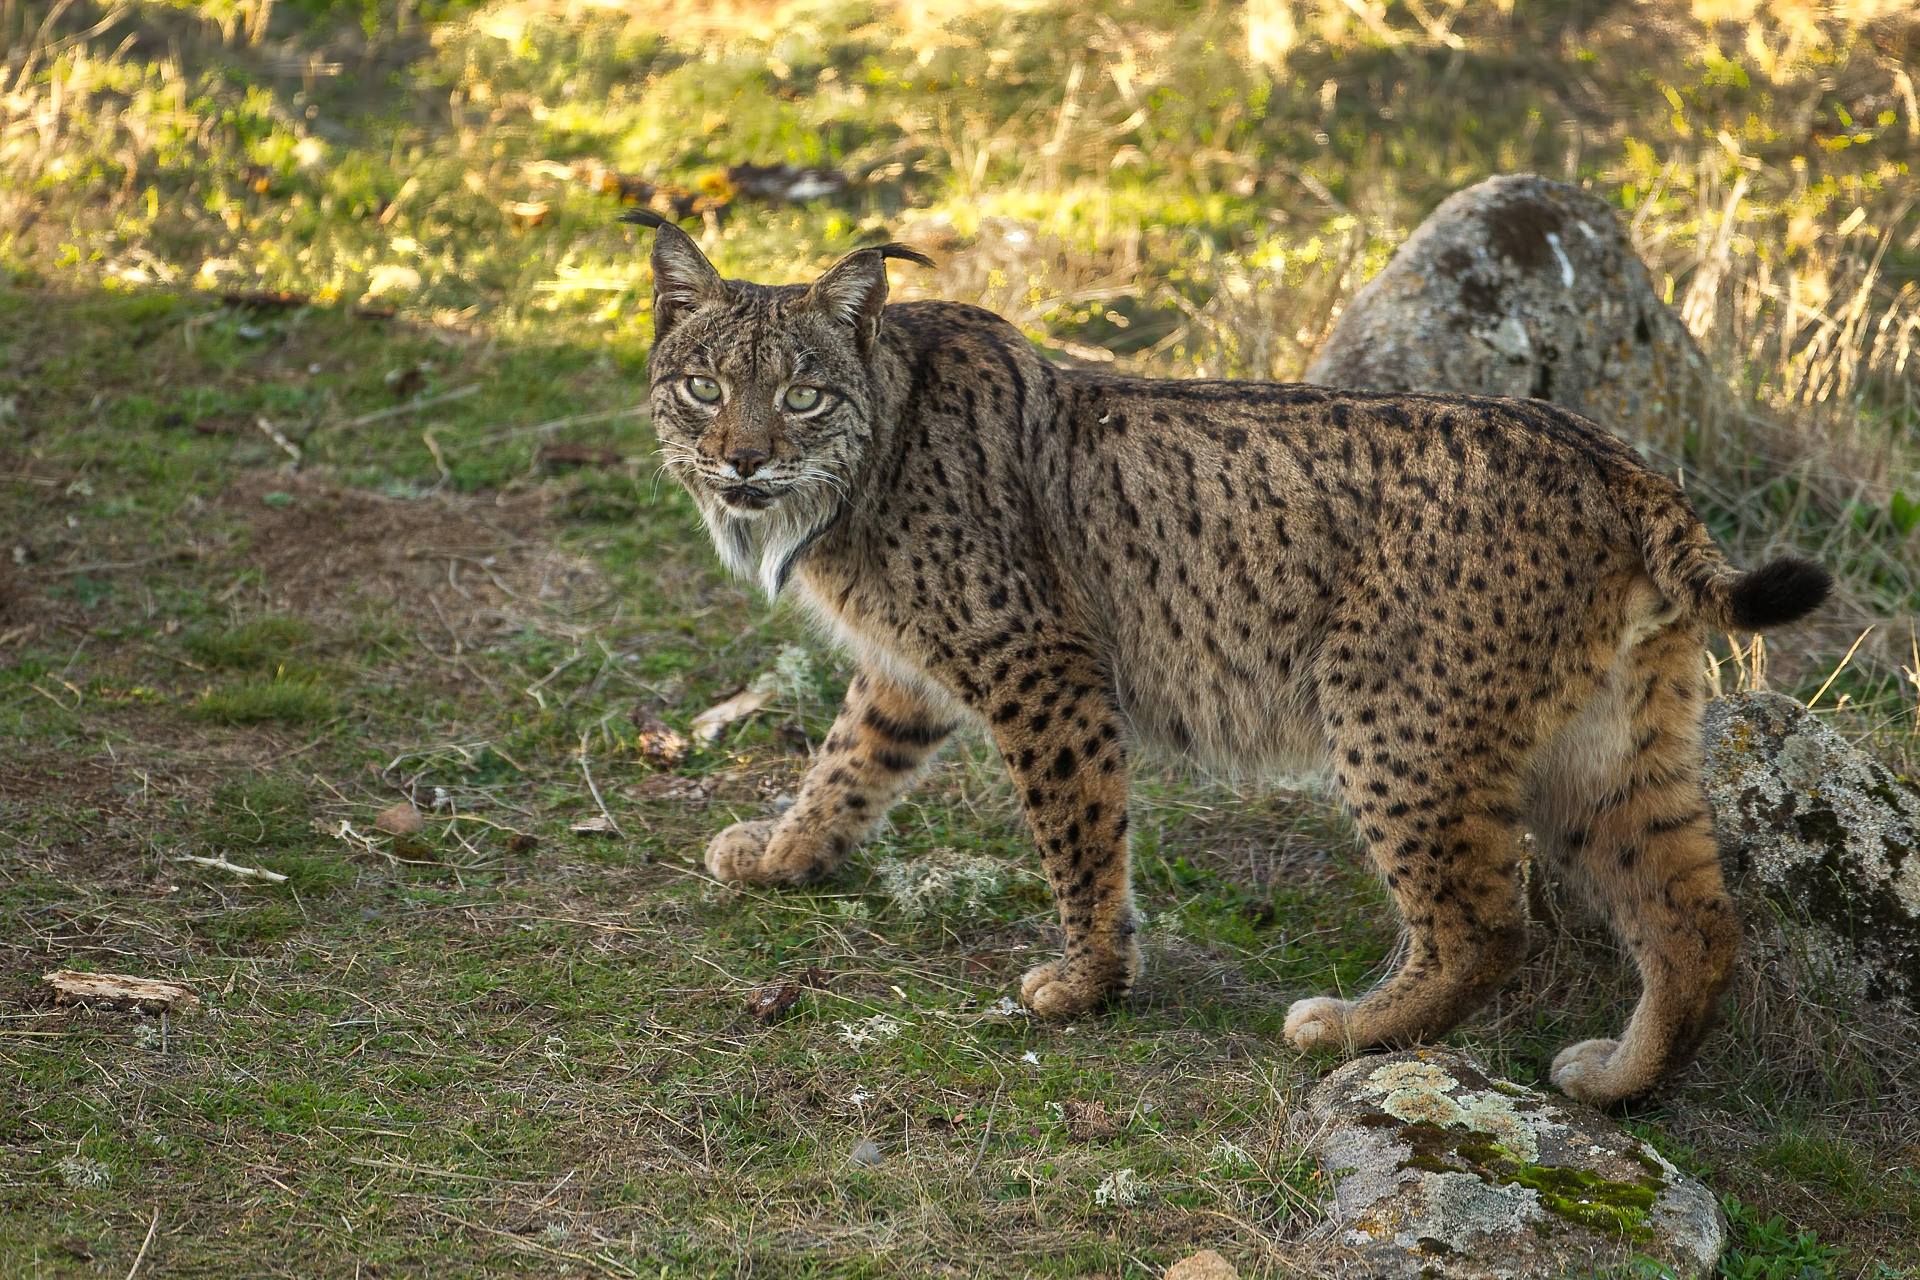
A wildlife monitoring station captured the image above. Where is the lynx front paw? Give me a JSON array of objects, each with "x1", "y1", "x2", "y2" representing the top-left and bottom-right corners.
[
  {"x1": 1549, "y1": 1038, "x2": 1625, "y2": 1105},
  {"x1": 1284, "y1": 996, "x2": 1356, "y2": 1051},
  {"x1": 704, "y1": 819, "x2": 842, "y2": 884},
  {"x1": 704, "y1": 820, "x2": 778, "y2": 882},
  {"x1": 1018, "y1": 951, "x2": 1133, "y2": 1019}
]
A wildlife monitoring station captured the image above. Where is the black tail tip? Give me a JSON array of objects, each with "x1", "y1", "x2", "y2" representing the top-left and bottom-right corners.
[
  {"x1": 619, "y1": 208, "x2": 670, "y2": 230},
  {"x1": 1729, "y1": 556, "x2": 1832, "y2": 631}
]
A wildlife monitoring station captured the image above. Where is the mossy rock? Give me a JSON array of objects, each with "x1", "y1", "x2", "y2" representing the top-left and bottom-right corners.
[
  {"x1": 1302, "y1": 1049, "x2": 1724, "y2": 1278},
  {"x1": 1306, "y1": 174, "x2": 1713, "y2": 456},
  {"x1": 1702, "y1": 691, "x2": 1920, "y2": 1010}
]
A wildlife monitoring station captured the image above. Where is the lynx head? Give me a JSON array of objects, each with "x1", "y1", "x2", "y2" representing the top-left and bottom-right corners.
[{"x1": 625, "y1": 210, "x2": 932, "y2": 597}]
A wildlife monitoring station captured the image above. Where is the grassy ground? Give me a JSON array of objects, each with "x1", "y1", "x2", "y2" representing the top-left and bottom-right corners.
[{"x1": 3, "y1": 1, "x2": 1920, "y2": 1276}]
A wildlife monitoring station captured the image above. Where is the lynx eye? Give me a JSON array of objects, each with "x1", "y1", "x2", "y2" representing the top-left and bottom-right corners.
[
  {"x1": 686, "y1": 376, "x2": 721, "y2": 404},
  {"x1": 783, "y1": 385, "x2": 821, "y2": 412}
]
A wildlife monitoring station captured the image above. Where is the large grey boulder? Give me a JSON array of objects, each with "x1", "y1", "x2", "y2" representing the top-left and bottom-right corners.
[
  {"x1": 1306, "y1": 174, "x2": 1712, "y2": 453},
  {"x1": 1703, "y1": 691, "x2": 1920, "y2": 1009},
  {"x1": 1302, "y1": 1049, "x2": 1725, "y2": 1278}
]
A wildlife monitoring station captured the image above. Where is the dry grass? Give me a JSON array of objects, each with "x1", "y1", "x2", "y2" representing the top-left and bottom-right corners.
[{"x1": 4, "y1": 0, "x2": 1920, "y2": 1275}]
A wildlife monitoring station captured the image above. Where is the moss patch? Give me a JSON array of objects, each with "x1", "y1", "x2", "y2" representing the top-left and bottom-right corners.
[
  {"x1": 1505, "y1": 1164, "x2": 1659, "y2": 1239},
  {"x1": 1392, "y1": 1118, "x2": 1666, "y2": 1241}
]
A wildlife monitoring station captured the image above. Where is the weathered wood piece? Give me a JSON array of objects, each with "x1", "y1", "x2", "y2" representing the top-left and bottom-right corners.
[{"x1": 44, "y1": 971, "x2": 200, "y2": 1013}]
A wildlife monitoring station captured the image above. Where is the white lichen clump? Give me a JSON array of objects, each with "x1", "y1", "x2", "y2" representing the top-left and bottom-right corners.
[
  {"x1": 1094, "y1": 1167, "x2": 1147, "y2": 1206},
  {"x1": 875, "y1": 847, "x2": 1011, "y2": 917},
  {"x1": 751, "y1": 644, "x2": 820, "y2": 708},
  {"x1": 57, "y1": 1156, "x2": 111, "y2": 1188},
  {"x1": 1363, "y1": 1058, "x2": 1540, "y2": 1163},
  {"x1": 837, "y1": 1014, "x2": 905, "y2": 1048},
  {"x1": 1209, "y1": 1138, "x2": 1257, "y2": 1169}
]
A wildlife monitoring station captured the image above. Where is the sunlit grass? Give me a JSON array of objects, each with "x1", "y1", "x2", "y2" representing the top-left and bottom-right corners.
[{"x1": 2, "y1": 1, "x2": 1918, "y2": 1276}]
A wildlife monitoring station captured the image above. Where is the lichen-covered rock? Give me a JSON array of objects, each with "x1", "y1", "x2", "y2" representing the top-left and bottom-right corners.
[
  {"x1": 1305, "y1": 174, "x2": 1711, "y2": 453},
  {"x1": 1302, "y1": 1049, "x2": 1724, "y2": 1278},
  {"x1": 1703, "y1": 691, "x2": 1920, "y2": 1007}
]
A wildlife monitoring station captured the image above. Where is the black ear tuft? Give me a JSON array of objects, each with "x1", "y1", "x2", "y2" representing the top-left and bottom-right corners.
[
  {"x1": 803, "y1": 242, "x2": 931, "y2": 356},
  {"x1": 876, "y1": 243, "x2": 936, "y2": 269},
  {"x1": 628, "y1": 210, "x2": 723, "y2": 341}
]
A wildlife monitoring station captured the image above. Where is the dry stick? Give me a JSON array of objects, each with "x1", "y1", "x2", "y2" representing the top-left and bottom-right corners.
[
  {"x1": 173, "y1": 854, "x2": 288, "y2": 883},
  {"x1": 48, "y1": 548, "x2": 197, "y2": 576},
  {"x1": 577, "y1": 730, "x2": 622, "y2": 836},
  {"x1": 464, "y1": 404, "x2": 643, "y2": 449},
  {"x1": 124, "y1": 1207, "x2": 160, "y2": 1280},
  {"x1": 1807, "y1": 625, "x2": 1876, "y2": 710},
  {"x1": 328, "y1": 383, "x2": 481, "y2": 432},
  {"x1": 422, "y1": 1206, "x2": 633, "y2": 1279},
  {"x1": 966, "y1": 1086, "x2": 1002, "y2": 1178},
  {"x1": 256, "y1": 416, "x2": 302, "y2": 467},
  {"x1": 423, "y1": 427, "x2": 452, "y2": 492}
]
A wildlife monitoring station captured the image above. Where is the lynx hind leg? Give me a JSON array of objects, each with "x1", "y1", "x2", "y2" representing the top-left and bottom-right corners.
[
  {"x1": 1531, "y1": 620, "x2": 1738, "y2": 1106},
  {"x1": 704, "y1": 669, "x2": 955, "y2": 885},
  {"x1": 1285, "y1": 804, "x2": 1528, "y2": 1054},
  {"x1": 1288, "y1": 690, "x2": 1531, "y2": 1053}
]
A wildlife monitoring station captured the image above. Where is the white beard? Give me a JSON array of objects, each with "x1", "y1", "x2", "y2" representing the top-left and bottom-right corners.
[{"x1": 694, "y1": 486, "x2": 842, "y2": 600}]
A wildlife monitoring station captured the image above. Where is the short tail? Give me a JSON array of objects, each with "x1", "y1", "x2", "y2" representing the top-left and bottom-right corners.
[
  {"x1": 1718, "y1": 556, "x2": 1832, "y2": 631},
  {"x1": 1610, "y1": 470, "x2": 1831, "y2": 633}
]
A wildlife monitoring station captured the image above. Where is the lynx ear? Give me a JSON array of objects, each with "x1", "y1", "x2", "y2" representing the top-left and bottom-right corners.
[
  {"x1": 804, "y1": 242, "x2": 935, "y2": 357},
  {"x1": 622, "y1": 208, "x2": 723, "y2": 340}
]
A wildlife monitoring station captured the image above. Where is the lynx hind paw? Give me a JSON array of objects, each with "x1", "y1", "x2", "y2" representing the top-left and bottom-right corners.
[
  {"x1": 1284, "y1": 996, "x2": 1356, "y2": 1052},
  {"x1": 704, "y1": 820, "x2": 778, "y2": 882},
  {"x1": 1549, "y1": 1038, "x2": 1628, "y2": 1105},
  {"x1": 1019, "y1": 960, "x2": 1110, "y2": 1019}
]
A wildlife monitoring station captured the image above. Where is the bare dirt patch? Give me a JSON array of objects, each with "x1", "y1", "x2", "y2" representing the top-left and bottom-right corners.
[{"x1": 213, "y1": 470, "x2": 606, "y2": 639}]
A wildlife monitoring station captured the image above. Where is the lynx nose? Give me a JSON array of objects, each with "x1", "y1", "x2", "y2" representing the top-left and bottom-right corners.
[{"x1": 727, "y1": 447, "x2": 769, "y2": 478}]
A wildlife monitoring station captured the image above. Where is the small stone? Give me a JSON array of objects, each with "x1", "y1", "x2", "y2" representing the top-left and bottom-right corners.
[
  {"x1": 1063, "y1": 1098, "x2": 1118, "y2": 1141},
  {"x1": 373, "y1": 801, "x2": 424, "y2": 835},
  {"x1": 849, "y1": 1138, "x2": 883, "y2": 1167},
  {"x1": 630, "y1": 707, "x2": 690, "y2": 768},
  {"x1": 1164, "y1": 1250, "x2": 1239, "y2": 1280}
]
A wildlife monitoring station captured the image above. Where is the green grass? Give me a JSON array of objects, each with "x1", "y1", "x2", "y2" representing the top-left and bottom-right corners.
[
  {"x1": 1719, "y1": 1197, "x2": 1845, "y2": 1280},
  {"x1": 2, "y1": 0, "x2": 1919, "y2": 1276},
  {"x1": 191, "y1": 675, "x2": 337, "y2": 724},
  {"x1": 183, "y1": 617, "x2": 315, "y2": 670}
]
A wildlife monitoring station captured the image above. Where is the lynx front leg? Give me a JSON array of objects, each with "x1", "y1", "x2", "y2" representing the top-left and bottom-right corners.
[
  {"x1": 705, "y1": 668, "x2": 956, "y2": 884},
  {"x1": 985, "y1": 646, "x2": 1138, "y2": 1018}
]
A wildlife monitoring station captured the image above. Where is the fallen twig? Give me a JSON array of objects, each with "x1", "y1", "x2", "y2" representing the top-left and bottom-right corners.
[
  {"x1": 256, "y1": 417, "x2": 302, "y2": 467},
  {"x1": 44, "y1": 971, "x2": 199, "y2": 1013},
  {"x1": 329, "y1": 384, "x2": 482, "y2": 432},
  {"x1": 124, "y1": 1206, "x2": 159, "y2": 1280},
  {"x1": 578, "y1": 730, "x2": 623, "y2": 836},
  {"x1": 48, "y1": 548, "x2": 199, "y2": 576},
  {"x1": 464, "y1": 404, "x2": 643, "y2": 448},
  {"x1": 173, "y1": 854, "x2": 289, "y2": 883},
  {"x1": 967, "y1": 1086, "x2": 1002, "y2": 1178}
]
